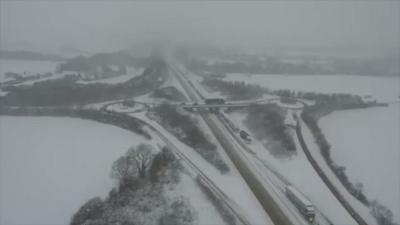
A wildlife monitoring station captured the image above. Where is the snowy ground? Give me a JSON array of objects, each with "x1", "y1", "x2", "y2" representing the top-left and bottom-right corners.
[
  {"x1": 171, "y1": 62, "x2": 352, "y2": 224},
  {"x1": 13, "y1": 72, "x2": 67, "y2": 86},
  {"x1": 105, "y1": 101, "x2": 147, "y2": 113},
  {"x1": 0, "y1": 89, "x2": 8, "y2": 96},
  {"x1": 166, "y1": 174, "x2": 227, "y2": 225},
  {"x1": 175, "y1": 63, "x2": 225, "y2": 99},
  {"x1": 197, "y1": 57, "x2": 237, "y2": 66},
  {"x1": 227, "y1": 111, "x2": 361, "y2": 225},
  {"x1": 269, "y1": 98, "x2": 304, "y2": 109},
  {"x1": 300, "y1": 119, "x2": 379, "y2": 225},
  {"x1": 0, "y1": 59, "x2": 60, "y2": 82},
  {"x1": 162, "y1": 67, "x2": 191, "y2": 101},
  {"x1": 223, "y1": 73, "x2": 400, "y2": 102},
  {"x1": 133, "y1": 112, "x2": 273, "y2": 225},
  {"x1": 76, "y1": 67, "x2": 144, "y2": 85},
  {"x1": 175, "y1": 61, "x2": 399, "y2": 224},
  {"x1": 0, "y1": 116, "x2": 156, "y2": 225},
  {"x1": 319, "y1": 104, "x2": 400, "y2": 223},
  {"x1": 176, "y1": 61, "x2": 399, "y2": 224}
]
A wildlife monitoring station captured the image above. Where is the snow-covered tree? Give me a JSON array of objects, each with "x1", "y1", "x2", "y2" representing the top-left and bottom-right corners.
[
  {"x1": 110, "y1": 144, "x2": 154, "y2": 188},
  {"x1": 370, "y1": 200, "x2": 399, "y2": 225},
  {"x1": 70, "y1": 197, "x2": 105, "y2": 225},
  {"x1": 159, "y1": 197, "x2": 196, "y2": 225},
  {"x1": 129, "y1": 144, "x2": 154, "y2": 178},
  {"x1": 110, "y1": 155, "x2": 133, "y2": 186}
]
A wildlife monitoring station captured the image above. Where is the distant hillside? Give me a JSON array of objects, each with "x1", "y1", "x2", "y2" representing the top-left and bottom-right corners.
[
  {"x1": 0, "y1": 50, "x2": 64, "y2": 61},
  {"x1": 57, "y1": 51, "x2": 150, "y2": 73},
  {"x1": 185, "y1": 53, "x2": 400, "y2": 77}
]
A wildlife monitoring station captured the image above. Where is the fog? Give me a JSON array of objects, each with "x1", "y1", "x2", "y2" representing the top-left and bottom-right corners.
[{"x1": 1, "y1": 1, "x2": 399, "y2": 55}]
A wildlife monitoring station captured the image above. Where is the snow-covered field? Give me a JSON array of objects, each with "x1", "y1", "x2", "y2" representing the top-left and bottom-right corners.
[
  {"x1": 198, "y1": 57, "x2": 237, "y2": 66},
  {"x1": 319, "y1": 104, "x2": 400, "y2": 223},
  {"x1": 223, "y1": 73, "x2": 400, "y2": 102},
  {"x1": 0, "y1": 59, "x2": 60, "y2": 82},
  {"x1": 106, "y1": 101, "x2": 147, "y2": 113},
  {"x1": 175, "y1": 63, "x2": 225, "y2": 99},
  {"x1": 184, "y1": 64, "x2": 399, "y2": 224},
  {"x1": 0, "y1": 116, "x2": 153, "y2": 225},
  {"x1": 300, "y1": 120, "x2": 378, "y2": 224},
  {"x1": 76, "y1": 67, "x2": 144, "y2": 85},
  {"x1": 0, "y1": 59, "x2": 144, "y2": 86}
]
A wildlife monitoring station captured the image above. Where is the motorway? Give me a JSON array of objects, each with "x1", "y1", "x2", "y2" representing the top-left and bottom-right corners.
[
  {"x1": 168, "y1": 62, "x2": 301, "y2": 225},
  {"x1": 170, "y1": 61, "x2": 375, "y2": 225},
  {"x1": 100, "y1": 59, "x2": 369, "y2": 225},
  {"x1": 216, "y1": 111, "x2": 333, "y2": 225},
  {"x1": 100, "y1": 59, "x2": 368, "y2": 225}
]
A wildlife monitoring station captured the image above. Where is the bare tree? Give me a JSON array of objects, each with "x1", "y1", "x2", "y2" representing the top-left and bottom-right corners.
[
  {"x1": 370, "y1": 200, "x2": 398, "y2": 225},
  {"x1": 129, "y1": 144, "x2": 154, "y2": 178},
  {"x1": 354, "y1": 182, "x2": 364, "y2": 198},
  {"x1": 111, "y1": 144, "x2": 154, "y2": 187}
]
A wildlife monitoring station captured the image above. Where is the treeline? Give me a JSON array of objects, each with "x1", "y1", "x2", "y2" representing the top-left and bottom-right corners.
[
  {"x1": 301, "y1": 110, "x2": 369, "y2": 205},
  {"x1": 186, "y1": 55, "x2": 400, "y2": 77},
  {"x1": 274, "y1": 89, "x2": 387, "y2": 117},
  {"x1": 2, "y1": 71, "x2": 54, "y2": 86},
  {"x1": 296, "y1": 90, "x2": 378, "y2": 205},
  {"x1": 0, "y1": 50, "x2": 64, "y2": 61},
  {"x1": 187, "y1": 58, "x2": 329, "y2": 75},
  {"x1": 201, "y1": 78, "x2": 267, "y2": 100},
  {"x1": 151, "y1": 86, "x2": 187, "y2": 102},
  {"x1": 302, "y1": 110, "x2": 398, "y2": 225},
  {"x1": 71, "y1": 147, "x2": 196, "y2": 225},
  {"x1": 246, "y1": 104, "x2": 296, "y2": 154},
  {"x1": 0, "y1": 60, "x2": 167, "y2": 106},
  {"x1": 150, "y1": 104, "x2": 229, "y2": 173},
  {"x1": 57, "y1": 51, "x2": 149, "y2": 73},
  {"x1": 295, "y1": 88, "x2": 396, "y2": 225},
  {"x1": 0, "y1": 106, "x2": 151, "y2": 139}
]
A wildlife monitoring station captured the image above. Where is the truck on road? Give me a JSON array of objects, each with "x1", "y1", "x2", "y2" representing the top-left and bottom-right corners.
[
  {"x1": 285, "y1": 185, "x2": 315, "y2": 223},
  {"x1": 205, "y1": 98, "x2": 225, "y2": 105}
]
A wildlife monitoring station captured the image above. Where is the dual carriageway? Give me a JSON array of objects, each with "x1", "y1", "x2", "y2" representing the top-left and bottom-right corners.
[{"x1": 103, "y1": 61, "x2": 370, "y2": 225}]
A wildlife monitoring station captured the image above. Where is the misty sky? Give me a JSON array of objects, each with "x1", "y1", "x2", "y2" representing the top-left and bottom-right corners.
[{"x1": 1, "y1": 1, "x2": 399, "y2": 54}]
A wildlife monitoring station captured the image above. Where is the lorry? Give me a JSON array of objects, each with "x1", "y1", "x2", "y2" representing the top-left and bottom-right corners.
[
  {"x1": 285, "y1": 185, "x2": 316, "y2": 223},
  {"x1": 205, "y1": 98, "x2": 225, "y2": 105}
]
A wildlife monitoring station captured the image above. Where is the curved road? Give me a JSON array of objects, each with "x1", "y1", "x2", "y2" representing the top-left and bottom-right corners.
[{"x1": 295, "y1": 121, "x2": 369, "y2": 225}]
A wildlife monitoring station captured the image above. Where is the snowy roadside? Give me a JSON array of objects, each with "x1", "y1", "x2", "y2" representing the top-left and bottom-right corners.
[
  {"x1": 132, "y1": 112, "x2": 273, "y2": 225},
  {"x1": 300, "y1": 120, "x2": 379, "y2": 225},
  {"x1": 227, "y1": 111, "x2": 359, "y2": 225}
]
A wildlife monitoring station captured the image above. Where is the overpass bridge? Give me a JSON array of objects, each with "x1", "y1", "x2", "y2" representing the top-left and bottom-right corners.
[
  {"x1": 179, "y1": 97, "x2": 306, "y2": 111},
  {"x1": 180, "y1": 102, "x2": 251, "y2": 109}
]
